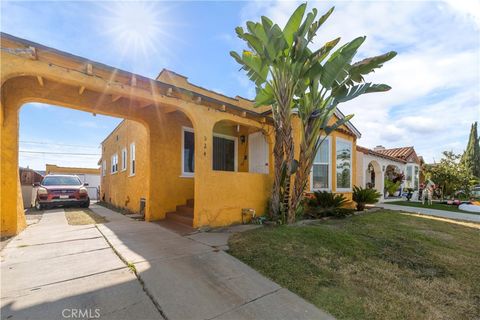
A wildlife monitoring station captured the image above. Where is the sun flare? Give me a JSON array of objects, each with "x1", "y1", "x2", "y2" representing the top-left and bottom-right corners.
[{"x1": 102, "y1": 2, "x2": 170, "y2": 59}]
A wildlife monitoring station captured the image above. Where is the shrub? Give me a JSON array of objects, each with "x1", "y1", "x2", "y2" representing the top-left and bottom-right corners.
[
  {"x1": 353, "y1": 186, "x2": 381, "y2": 211},
  {"x1": 385, "y1": 179, "x2": 401, "y2": 196},
  {"x1": 305, "y1": 191, "x2": 352, "y2": 218}
]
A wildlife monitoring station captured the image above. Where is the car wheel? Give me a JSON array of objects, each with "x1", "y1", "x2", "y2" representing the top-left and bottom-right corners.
[
  {"x1": 35, "y1": 200, "x2": 43, "y2": 211},
  {"x1": 81, "y1": 199, "x2": 90, "y2": 208}
]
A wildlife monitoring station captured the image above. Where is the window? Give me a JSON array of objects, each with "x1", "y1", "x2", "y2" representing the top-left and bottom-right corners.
[
  {"x1": 212, "y1": 134, "x2": 237, "y2": 172},
  {"x1": 414, "y1": 166, "x2": 419, "y2": 190},
  {"x1": 182, "y1": 127, "x2": 194, "y2": 176},
  {"x1": 121, "y1": 147, "x2": 127, "y2": 171},
  {"x1": 130, "y1": 143, "x2": 136, "y2": 176},
  {"x1": 111, "y1": 154, "x2": 118, "y2": 173},
  {"x1": 311, "y1": 137, "x2": 330, "y2": 190},
  {"x1": 42, "y1": 176, "x2": 82, "y2": 186},
  {"x1": 102, "y1": 160, "x2": 106, "y2": 177},
  {"x1": 336, "y1": 138, "x2": 352, "y2": 190},
  {"x1": 405, "y1": 165, "x2": 413, "y2": 188},
  {"x1": 405, "y1": 164, "x2": 419, "y2": 190}
]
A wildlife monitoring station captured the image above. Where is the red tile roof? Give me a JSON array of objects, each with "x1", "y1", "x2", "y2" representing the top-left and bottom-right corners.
[
  {"x1": 375, "y1": 147, "x2": 415, "y2": 161},
  {"x1": 356, "y1": 146, "x2": 407, "y2": 163}
]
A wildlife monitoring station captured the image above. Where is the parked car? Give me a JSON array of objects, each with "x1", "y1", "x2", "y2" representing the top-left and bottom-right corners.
[{"x1": 34, "y1": 174, "x2": 90, "y2": 210}]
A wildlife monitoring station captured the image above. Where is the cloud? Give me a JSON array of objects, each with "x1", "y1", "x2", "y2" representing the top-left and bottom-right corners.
[
  {"x1": 237, "y1": 0, "x2": 480, "y2": 163},
  {"x1": 27, "y1": 103, "x2": 53, "y2": 110}
]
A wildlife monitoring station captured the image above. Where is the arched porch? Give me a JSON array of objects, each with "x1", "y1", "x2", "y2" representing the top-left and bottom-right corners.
[{"x1": 1, "y1": 33, "x2": 274, "y2": 236}]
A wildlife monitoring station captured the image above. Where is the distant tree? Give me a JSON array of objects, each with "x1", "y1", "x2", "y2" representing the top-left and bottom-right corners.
[
  {"x1": 425, "y1": 151, "x2": 476, "y2": 198},
  {"x1": 461, "y1": 122, "x2": 480, "y2": 178}
]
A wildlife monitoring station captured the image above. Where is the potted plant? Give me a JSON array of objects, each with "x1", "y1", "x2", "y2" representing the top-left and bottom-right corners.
[{"x1": 353, "y1": 186, "x2": 382, "y2": 211}]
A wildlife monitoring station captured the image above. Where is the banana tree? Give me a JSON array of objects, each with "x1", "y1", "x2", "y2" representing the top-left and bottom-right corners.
[
  {"x1": 290, "y1": 59, "x2": 395, "y2": 221},
  {"x1": 231, "y1": 3, "x2": 396, "y2": 223},
  {"x1": 231, "y1": 3, "x2": 336, "y2": 221}
]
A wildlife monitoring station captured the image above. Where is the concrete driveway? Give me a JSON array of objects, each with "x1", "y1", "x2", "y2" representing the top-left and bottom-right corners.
[{"x1": 1, "y1": 205, "x2": 333, "y2": 320}]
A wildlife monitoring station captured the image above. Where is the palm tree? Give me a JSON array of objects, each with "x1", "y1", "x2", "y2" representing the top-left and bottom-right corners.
[{"x1": 231, "y1": 3, "x2": 396, "y2": 223}]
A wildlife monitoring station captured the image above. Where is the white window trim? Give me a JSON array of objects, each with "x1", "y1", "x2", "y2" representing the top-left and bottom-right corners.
[
  {"x1": 129, "y1": 142, "x2": 136, "y2": 177},
  {"x1": 335, "y1": 137, "x2": 353, "y2": 192},
  {"x1": 181, "y1": 127, "x2": 194, "y2": 177},
  {"x1": 121, "y1": 147, "x2": 127, "y2": 171},
  {"x1": 212, "y1": 132, "x2": 238, "y2": 172},
  {"x1": 111, "y1": 153, "x2": 118, "y2": 174},
  {"x1": 310, "y1": 136, "x2": 332, "y2": 192}
]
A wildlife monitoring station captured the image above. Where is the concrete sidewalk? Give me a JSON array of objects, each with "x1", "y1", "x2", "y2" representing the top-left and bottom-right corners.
[
  {"x1": 380, "y1": 203, "x2": 480, "y2": 223},
  {"x1": 2, "y1": 205, "x2": 334, "y2": 320},
  {"x1": 1, "y1": 208, "x2": 161, "y2": 320}
]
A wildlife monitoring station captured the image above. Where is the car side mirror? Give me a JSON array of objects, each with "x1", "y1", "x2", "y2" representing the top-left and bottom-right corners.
[
  {"x1": 33, "y1": 182, "x2": 40, "y2": 187},
  {"x1": 83, "y1": 183, "x2": 89, "y2": 186}
]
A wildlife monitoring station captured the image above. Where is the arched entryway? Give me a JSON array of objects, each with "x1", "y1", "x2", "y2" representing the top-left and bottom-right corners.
[
  {"x1": 384, "y1": 164, "x2": 403, "y2": 198},
  {"x1": 0, "y1": 34, "x2": 199, "y2": 235},
  {"x1": 365, "y1": 160, "x2": 382, "y2": 196},
  {"x1": 1, "y1": 33, "x2": 274, "y2": 235}
]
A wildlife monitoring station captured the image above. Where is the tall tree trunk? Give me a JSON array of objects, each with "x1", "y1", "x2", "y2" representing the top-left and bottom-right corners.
[
  {"x1": 283, "y1": 124, "x2": 295, "y2": 223},
  {"x1": 269, "y1": 128, "x2": 283, "y2": 220},
  {"x1": 288, "y1": 142, "x2": 311, "y2": 223}
]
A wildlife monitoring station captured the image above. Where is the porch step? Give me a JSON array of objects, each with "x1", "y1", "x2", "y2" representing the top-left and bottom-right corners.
[
  {"x1": 176, "y1": 205, "x2": 193, "y2": 217},
  {"x1": 164, "y1": 199, "x2": 194, "y2": 227},
  {"x1": 165, "y1": 211, "x2": 193, "y2": 226}
]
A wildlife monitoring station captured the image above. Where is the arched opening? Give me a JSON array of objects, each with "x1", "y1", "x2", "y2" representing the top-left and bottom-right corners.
[
  {"x1": 365, "y1": 160, "x2": 382, "y2": 196},
  {"x1": 18, "y1": 102, "x2": 132, "y2": 212},
  {"x1": 212, "y1": 120, "x2": 270, "y2": 174},
  {"x1": 384, "y1": 164, "x2": 403, "y2": 198}
]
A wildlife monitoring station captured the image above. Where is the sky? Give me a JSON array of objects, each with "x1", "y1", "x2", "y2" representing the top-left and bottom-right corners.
[{"x1": 1, "y1": 0, "x2": 479, "y2": 170}]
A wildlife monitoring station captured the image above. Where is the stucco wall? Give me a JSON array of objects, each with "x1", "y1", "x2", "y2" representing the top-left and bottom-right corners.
[
  {"x1": 100, "y1": 112, "x2": 196, "y2": 214},
  {"x1": 100, "y1": 120, "x2": 149, "y2": 213}
]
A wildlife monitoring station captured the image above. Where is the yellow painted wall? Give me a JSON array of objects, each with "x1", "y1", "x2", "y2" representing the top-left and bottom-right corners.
[
  {"x1": 100, "y1": 120, "x2": 148, "y2": 213},
  {"x1": 100, "y1": 112, "x2": 196, "y2": 214},
  {"x1": 0, "y1": 34, "x2": 360, "y2": 235}
]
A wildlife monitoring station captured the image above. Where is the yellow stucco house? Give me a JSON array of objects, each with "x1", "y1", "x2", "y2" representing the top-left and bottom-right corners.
[
  {"x1": 0, "y1": 33, "x2": 359, "y2": 236},
  {"x1": 99, "y1": 69, "x2": 361, "y2": 228}
]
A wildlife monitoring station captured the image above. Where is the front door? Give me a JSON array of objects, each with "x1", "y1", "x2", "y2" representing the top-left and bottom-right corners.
[{"x1": 248, "y1": 132, "x2": 269, "y2": 174}]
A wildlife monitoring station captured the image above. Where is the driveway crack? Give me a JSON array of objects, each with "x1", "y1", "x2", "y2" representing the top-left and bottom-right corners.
[
  {"x1": 95, "y1": 225, "x2": 169, "y2": 320},
  {"x1": 206, "y1": 287, "x2": 282, "y2": 320}
]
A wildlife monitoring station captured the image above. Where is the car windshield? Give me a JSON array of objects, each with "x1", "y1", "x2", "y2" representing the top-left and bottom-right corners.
[{"x1": 42, "y1": 176, "x2": 82, "y2": 186}]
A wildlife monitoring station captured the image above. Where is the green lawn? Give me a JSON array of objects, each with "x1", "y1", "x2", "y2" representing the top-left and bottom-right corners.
[
  {"x1": 229, "y1": 211, "x2": 479, "y2": 320},
  {"x1": 388, "y1": 200, "x2": 478, "y2": 214}
]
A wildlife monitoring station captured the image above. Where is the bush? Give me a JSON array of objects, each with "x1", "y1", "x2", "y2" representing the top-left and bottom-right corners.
[
  {"x1": 385, "y1": 179, "x2": 401, "y2": 196},
  {"x1": 305, "y1": 191, "x2": 352, "y2": 219},
  {"x1": 352, "y1": 186, "x2": 381, "y2": 211}
]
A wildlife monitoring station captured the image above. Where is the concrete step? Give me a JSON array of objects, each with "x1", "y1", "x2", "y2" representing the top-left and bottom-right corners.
[
  {"x1": 166, "y1": 212, "x2": 193, "y2": 226},
  {"x1": 176, "y1": 205, "x2": 193, "y2": 217},
  {"x1": 153, "y1": 220, "x2": 196, "y2": 236},
  {"x1": 186, "y1": 198, "x2": 194, "y2": 208}
]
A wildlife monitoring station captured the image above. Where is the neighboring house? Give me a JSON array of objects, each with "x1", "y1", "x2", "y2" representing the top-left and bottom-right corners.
[
  {"x1": 99, "y1": 69, "x2": 361, "y2": 227},
  {"x1": 356, "y1": 145, "x2": 422, "y2": 201},
  {"x1": 19, "y1": 167, "x2": 43, "y2": 185},
  {"x1": 19, "y1": 167, "x2": 44, "y2": 208},
  {"x1": 45, "y1": 164, "x2": 101, "y2": 200}
]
